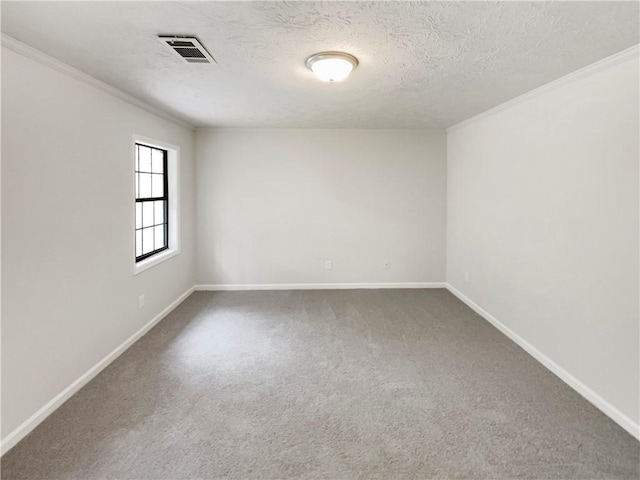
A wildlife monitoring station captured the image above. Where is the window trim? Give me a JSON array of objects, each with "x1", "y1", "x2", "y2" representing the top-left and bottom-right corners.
[{"x1": 132, "y1": 135, "x2": 180, "y2": 275}]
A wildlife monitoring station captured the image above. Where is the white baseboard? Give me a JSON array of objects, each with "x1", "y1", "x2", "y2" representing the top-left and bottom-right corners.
[
  {"x1": 0, "y1": 286, "x2": 195, "y2": 456},
  {"x1": 445, "y1": 283, "x2": 640, "y2": 440},
  {"x1": 195, "y1": 282, "x2": 446, "y2": 291}
]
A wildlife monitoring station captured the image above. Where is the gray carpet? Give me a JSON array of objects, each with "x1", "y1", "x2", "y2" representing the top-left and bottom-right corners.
[{"x1": 2, "y1": 289, "x2": 638, "y2": 479}]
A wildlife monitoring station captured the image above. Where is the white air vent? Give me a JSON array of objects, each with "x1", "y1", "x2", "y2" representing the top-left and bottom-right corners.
[{"x1": 158, "y1": 36, "x2": 216, "y2": 64}]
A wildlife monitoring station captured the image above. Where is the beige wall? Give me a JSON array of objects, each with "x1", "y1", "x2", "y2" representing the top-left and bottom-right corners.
[{"x1": 195, "y1": 129, "x2": 447, "y2": 286}]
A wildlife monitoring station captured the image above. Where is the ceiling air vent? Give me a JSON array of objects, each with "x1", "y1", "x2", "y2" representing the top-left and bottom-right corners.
[{"x1": 158, "y1": 36, "x2": 216, "y2": 64}]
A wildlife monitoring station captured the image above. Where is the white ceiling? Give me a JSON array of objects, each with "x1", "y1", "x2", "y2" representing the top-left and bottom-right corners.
[{"x1": 2, "y1": 1, "x2": 638, "y2": 129}]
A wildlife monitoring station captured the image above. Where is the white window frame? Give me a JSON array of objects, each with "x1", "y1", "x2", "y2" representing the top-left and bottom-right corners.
[{"x1": 132, "y1": 134, "x2": 181, "y2": 275}]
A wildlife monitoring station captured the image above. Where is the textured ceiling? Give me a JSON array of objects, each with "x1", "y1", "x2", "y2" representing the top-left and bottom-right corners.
[{"x1": 2, "y1": 1, "x2": 638, "y2": 128}]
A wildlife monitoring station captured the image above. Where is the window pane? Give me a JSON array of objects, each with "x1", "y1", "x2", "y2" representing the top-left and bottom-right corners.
[
  {"x1": 142, "y1": 227, "x2": 154, "y2": 254},
  {"x1": 154, "y1": 200, "x2": 165, "y2": 224},
  {"x1": 151, "y1": 149, "x2": 164, "y2": 173},
  {"x1": 136, "y1": 229, "x2": 142, "y2": 257},
  {"x1": 151, "y1": 174, "x2": 164, "y2": 198},
  {"x1": 135, "y1": 144, "x2": 169, "y2": 262},
  {"x1": 139, "y1": 173, "x2": 151, "y2": 198},
  {"x1": 135, "y1": 203, "x2": 142, "y2": 229},
  {"x1": 154, "y1": 224, "x2": 165, "y2": 250},
  {"x1": 142, "y1": 201, "x2": 154, "y2": 228},
  {"x1": 138, "y1": 145, "x2": 151, "y2": 172}
]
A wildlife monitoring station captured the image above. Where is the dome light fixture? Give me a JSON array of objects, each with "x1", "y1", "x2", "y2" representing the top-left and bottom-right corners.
[{"x1": 306, "y1": 51, "x2": 359, "y2": 82}]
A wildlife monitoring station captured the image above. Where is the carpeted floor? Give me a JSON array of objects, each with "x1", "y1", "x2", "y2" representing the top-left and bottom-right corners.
[{"x1": 2, "y1": 289, "x2": 639, "y2": 479}]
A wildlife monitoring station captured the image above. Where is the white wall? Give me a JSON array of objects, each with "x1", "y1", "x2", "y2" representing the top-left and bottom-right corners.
[
  {"x1": 1, "y1": 47, "x2": 196, "y2": 440},
  {"x1": 3, "y1": 35, "x2": 637, "y2": 454},
  {"x1": 447, "y1": 52, "x2": 639, "y2": 429},
  {"x1": 196, "y1": 129, "x2": 446, "y2": 286}
]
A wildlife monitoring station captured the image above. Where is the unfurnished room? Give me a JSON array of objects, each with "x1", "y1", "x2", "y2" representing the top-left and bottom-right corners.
[{"x1": 1, "y1": 1, "x2": 639, "y2": 479}]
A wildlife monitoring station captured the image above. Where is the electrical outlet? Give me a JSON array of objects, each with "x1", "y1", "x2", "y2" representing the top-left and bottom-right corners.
[
  {"x1": 384, "y1": 260, "x2": 391, "y2": 269},
  {"x1": 325, "y1": 260, "x2": 333, "y2": 270},
  {"x1": 464, "y1": 271, "x2": 470, "y2": 282},
  {"x1": 138, "y1": 295, "x2": 145, "y2": 308}
]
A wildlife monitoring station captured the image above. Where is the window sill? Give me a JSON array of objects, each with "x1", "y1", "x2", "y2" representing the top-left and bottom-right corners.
[{"x1": 133, "y1": 247, "x2": 180, "y2": 276}]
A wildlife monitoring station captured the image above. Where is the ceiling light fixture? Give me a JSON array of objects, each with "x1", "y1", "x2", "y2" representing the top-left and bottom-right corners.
[{"x1": 306, "y1": 51, "x2": 358, "y2": 82}]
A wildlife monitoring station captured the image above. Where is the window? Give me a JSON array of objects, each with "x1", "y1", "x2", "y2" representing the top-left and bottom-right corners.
[
  {"x1": 135, "y1": 143, "x2": 168, "y2": 261},
  {"x1": 133, "y1": 135, "x2": 180, "y2": 275}
]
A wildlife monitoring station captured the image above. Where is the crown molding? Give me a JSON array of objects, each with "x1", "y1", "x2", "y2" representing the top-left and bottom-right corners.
[
  {"x1": 1, "y1": 34, "x2": 195, "y2": 131},
  {"x1": 447, "y1": 44, "x2": 640, "y2": 133},
  {"x1": 194, "y1": 126, "x2": 446, "y2": 133}
]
